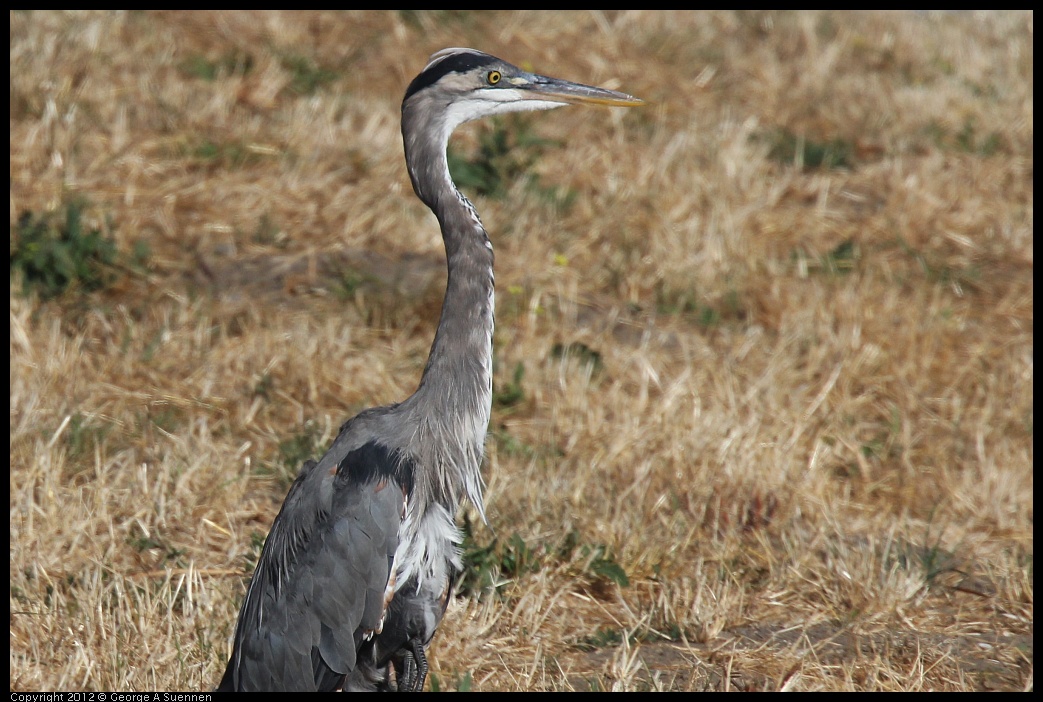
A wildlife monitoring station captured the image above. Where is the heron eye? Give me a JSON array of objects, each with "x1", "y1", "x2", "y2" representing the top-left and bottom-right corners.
[{"x1": 487, "y1": 70, "x2": 501, "y2": 85}]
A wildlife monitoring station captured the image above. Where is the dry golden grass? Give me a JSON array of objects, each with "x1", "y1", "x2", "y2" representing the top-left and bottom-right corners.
[{"x1": 10, "y1": 10, "x2": 1032, "y2": 692}]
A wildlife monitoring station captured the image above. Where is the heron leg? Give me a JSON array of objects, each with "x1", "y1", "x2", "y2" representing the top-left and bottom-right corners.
[{"x1": 395, "y1": 638, "x2": 428, "y2": 692}]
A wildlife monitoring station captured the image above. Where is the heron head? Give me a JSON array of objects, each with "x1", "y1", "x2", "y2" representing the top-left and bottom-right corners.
[
  {"x1": 401, "y1": 48, "x2": 642, "y2": 206},
  {"x1": 403, "y1": 47, "x2": 643, "y2": 128}
]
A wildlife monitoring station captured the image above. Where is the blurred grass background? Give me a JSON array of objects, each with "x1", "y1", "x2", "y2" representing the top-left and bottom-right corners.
[{"x1": 10, "y1": 11, "x2": 1032, "y2": 691}]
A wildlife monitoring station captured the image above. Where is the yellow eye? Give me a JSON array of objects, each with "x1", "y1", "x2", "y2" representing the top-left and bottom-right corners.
[{"x1": 487, "y1": 70, "x2": 501, "y2": 85}]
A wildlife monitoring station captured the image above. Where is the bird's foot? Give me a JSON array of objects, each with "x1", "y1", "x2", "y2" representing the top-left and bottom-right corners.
[{"x1": 396, "y1": 638, "x2": 428, "y2": 692}]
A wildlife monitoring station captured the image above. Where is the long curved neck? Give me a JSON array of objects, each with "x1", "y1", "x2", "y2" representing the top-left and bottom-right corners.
[
  {"x1": 400, "y1": 101, "x2": 494, "y2": 517},
  {"x1": 416, "y1": 192, "x2": 495, "y2": 418}
]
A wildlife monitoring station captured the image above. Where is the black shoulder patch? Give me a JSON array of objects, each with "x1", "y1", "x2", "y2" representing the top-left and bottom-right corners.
[
  {"x1": 335, "y1": 441, "x2": 415, "y2": 494},
  {"x1": 403, "y1": 50, "x2": 497, "y2": 102}
]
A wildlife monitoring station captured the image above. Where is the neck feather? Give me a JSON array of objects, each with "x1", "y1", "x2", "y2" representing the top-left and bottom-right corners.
[{"x1": 401, "y1": 101, "x2": 494, "y2": 519}]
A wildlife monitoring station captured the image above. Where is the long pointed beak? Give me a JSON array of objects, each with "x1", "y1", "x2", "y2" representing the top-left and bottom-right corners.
[{"x1": 516, "y1": 74, "x2": 644, "y2": 107}]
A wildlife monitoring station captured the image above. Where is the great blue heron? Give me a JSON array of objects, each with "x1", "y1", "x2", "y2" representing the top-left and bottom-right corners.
[{"x1": 217, "y1": 47, "x2": 641, "y2": 692}]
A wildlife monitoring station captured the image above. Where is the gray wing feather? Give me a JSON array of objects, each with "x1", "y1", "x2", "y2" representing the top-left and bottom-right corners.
[{"x1": 219, "y1": 418, "x2": 407, "y2": 692}]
